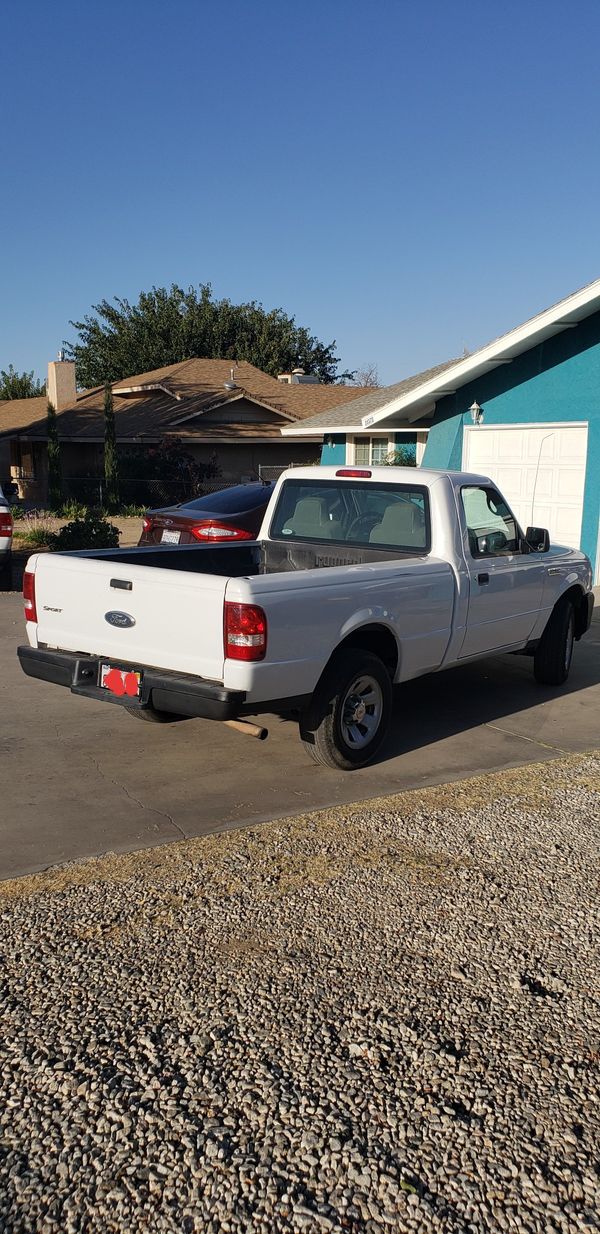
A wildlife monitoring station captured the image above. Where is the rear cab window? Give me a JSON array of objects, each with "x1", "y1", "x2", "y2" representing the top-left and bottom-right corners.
[{"x1": 268, "y1": 479, "x2": 431, "y2": 553}]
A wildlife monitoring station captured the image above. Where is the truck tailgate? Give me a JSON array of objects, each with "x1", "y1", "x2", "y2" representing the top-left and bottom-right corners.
[{"x1": 30, "y1": 553, "x2": 228, "y2": 681}]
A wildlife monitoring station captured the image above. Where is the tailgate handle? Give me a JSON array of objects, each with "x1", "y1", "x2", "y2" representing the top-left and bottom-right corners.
[{"x1": 110, "y1": 578, "x2": 133, "y2": 590}]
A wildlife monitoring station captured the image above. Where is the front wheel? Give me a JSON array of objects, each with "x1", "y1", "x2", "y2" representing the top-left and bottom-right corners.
[
  {"x1": 534, "y1": 599, "x2": 575, "y2": 686},
  {"x1": 300, "y1": 650, "x2": 393, "y2": 770}
]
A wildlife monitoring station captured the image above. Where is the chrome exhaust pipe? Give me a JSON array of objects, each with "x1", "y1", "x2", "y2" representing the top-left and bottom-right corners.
[{"x1": 223, "y1": 719, "x2": 268, "y2": 741}]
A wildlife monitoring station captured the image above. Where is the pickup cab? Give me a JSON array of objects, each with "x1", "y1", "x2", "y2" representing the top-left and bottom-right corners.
[{"x1": 18, "y1": 467, "x2": 594, "y2": 769}]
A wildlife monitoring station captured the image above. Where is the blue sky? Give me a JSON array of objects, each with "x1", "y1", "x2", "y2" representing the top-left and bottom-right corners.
[{"x1": 2, "y1": 0, "x2": 599, "y2": 386}]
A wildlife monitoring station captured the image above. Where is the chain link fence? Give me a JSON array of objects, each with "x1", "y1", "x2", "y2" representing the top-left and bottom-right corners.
[
  {"x1": 61, "y1": 466, "x2": 305, "y2": 508},
  {"x1": 258, "y1": 463, "x2": 305, "y2": 483},
  {"x1": 60, "y1": 476, "x2": 241, "y2": 509}
]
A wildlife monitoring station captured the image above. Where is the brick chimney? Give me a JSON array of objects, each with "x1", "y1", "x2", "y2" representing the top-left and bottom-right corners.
[{"x1": 47, "y1": 352, "x2": 76, "y2": 410}]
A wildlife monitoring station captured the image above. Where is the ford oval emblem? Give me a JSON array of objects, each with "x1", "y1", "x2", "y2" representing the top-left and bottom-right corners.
[{"x1": 105, "y1": 610, "x2": 136, "y2": 629}]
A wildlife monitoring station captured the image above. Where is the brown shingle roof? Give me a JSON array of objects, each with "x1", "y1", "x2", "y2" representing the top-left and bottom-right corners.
[
  {"x1": 0, "y1": 358, "x2": 366, "y2": 441},
  {"x1": 282, "y1": 359, "x2": 461, "y2": 431},
  {"x1": 0, "y1": 395, "x2": 48, "y2": 434}
]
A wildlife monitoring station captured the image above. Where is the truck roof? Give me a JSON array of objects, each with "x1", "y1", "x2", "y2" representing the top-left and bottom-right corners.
[{"x1": 282, "y1": 465, "x2": 494, "y2": 489}]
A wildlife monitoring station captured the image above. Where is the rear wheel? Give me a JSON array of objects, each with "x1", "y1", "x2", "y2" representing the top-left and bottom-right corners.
[
  {"x1": 534, "y1": 598, "x2": 575, "y2": 686},
  {"x1": 300, "y1": 650, "x2": 392, "y2": 770},
  {"x1": 124, "y1": 705, "x2": 187, "y2": 723}
]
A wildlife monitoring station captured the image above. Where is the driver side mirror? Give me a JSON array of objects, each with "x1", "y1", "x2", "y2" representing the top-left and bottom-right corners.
[{"x1": 525, "y1": 526, "x2": 550, "y2": 552}]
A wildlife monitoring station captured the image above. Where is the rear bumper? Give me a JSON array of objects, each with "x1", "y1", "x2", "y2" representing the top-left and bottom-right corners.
[{"x1": 17, "y1": 645, "x2": 246, "y2": 721}]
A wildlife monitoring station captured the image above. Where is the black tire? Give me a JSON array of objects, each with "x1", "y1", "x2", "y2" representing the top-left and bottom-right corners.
[
  {"x1": 300, "y1": 649, "x2": 393, "y2": 770},
  {"x1": 534, "y1": 598, "x2": 575, "y2": 686},
  {"x1": 124, "y1": 705, "x2": 187, "y2": 723}
]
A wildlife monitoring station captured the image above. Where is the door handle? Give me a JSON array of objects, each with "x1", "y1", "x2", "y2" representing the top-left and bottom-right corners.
[{"x1": 477, "y1": 572, "x2": 490, "y2": 585}]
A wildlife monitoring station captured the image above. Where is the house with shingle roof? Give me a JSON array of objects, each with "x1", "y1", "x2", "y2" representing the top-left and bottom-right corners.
[
  {"x1": 0, "y1": 356, "x2": 366, "y2": 505},
  {"x1": 282, "y1": 279, "x2": 600, "y2": 580}
]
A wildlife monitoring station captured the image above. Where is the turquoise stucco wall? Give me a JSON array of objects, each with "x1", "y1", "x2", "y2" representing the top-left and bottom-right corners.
[
  {"x1": 422, "y1": 310, "x2": 600, "y2": 570},
  {"x1": 320, "y1": 434, "x2": 346, "y2": 465}
]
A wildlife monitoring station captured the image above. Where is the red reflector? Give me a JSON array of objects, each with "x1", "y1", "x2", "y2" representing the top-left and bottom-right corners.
[
  {"x1": 192, "y1": 522, "x2": 253, "y2": 542},
  {"x1": 224, "y1": 602, "x2": 267, "y2": 661},
  {"x1": 335, "y1": 469, "x2": 372, "y2": 478},
  {"x1": 23, "y1": 570, "x2": 37, "y2": 623},
  {"x1": 0, "y1": 511, "x2": 13, "y2": 537}
]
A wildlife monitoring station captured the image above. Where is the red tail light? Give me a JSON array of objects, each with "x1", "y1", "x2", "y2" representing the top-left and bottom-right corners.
[
  {"x1": 0, "y1": 511, "x2": 13, "y2": 537},
  {"x1": 142, "y1": 516, "x2": 153, "y2": 532},
  {"x1": 224, "y1": 602, "x2": 267, "y2": 661},
  {"x1": 23, "y1": 570, "x2": 37, "y2": 623},
  {"x1": 192, "y1": 522, "x2": 253, "y2": 542}
]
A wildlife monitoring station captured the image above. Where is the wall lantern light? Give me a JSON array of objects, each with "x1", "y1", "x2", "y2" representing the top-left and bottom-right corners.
[{"x1": 469, "y1": 401, "x2": 484, "y2": 425}]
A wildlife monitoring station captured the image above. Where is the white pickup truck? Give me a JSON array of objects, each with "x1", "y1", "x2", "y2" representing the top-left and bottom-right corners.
[{"x1": 18, "y1": 466, "x2": 594, "y2": 769}]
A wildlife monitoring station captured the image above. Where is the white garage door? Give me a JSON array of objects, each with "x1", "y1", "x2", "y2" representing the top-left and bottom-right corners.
[{"x1": 463, "y1": 423, "x2": 588, "y2": 550}]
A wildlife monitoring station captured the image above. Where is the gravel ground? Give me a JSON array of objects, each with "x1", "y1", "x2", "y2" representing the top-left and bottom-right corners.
[{"x1": 0, "y1": 754, "x2": 599, "y2": 1234}]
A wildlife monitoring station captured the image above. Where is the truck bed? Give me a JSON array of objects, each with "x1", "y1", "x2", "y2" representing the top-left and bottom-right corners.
[{"x1": 79, "y1": 539, "x2": 421, "y2": 576}]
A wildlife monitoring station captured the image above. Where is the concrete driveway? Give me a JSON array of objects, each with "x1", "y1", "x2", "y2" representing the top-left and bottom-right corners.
[{"x1": 1, "y1": 590, "x2": 598, "y2": 880}]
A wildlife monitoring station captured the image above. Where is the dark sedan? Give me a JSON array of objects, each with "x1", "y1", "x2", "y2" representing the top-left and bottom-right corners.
[{"x1": 138, "y1": 482, "x2": 275, "y2": 546}]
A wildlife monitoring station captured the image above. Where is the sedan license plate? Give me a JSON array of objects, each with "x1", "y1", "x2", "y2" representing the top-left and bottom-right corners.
[
  {"x1": 161, "y1": 529, "x2": 181, "y2": 544},
  {"x1": 100, "y1": 663, "x2": 142, "y2": 698}
]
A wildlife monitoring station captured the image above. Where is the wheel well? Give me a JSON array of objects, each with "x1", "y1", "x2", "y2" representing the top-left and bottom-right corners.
[{"x1": 333, "y1": 624, "x2": 399, "y2": 679}]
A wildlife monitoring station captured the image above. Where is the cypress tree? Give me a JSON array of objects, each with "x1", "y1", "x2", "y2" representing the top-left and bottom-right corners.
[
  {"x1": 103, "y1": 381, "x2": 119, "y2": 512},
  {"x1": 46, "y1": 399, "x2": 62, "y2": 511}
]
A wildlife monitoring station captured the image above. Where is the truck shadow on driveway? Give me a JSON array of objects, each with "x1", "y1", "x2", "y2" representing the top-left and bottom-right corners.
[{"x1": 373, "y1": 624, "x2": 600, "y2": 768}]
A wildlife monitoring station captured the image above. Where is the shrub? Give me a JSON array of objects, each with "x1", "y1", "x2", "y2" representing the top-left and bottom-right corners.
[
  {"x1": 383, "y1": 446, "x2": 416, "y2": 467},
  {"x1": 119, "y1": 439, "x2": 220, "y2": 506},
  {"x1": 14, "y1": 516, "x2": 57, "y2": 548},
  {"x1": 118, "y1": 503, "x2": 147, "y2": 517},
  {"x1": 60, "y1": 499, "x2": 89, "y2": 520},
  {"x1": 53, "y1": 512, "x2": 120, "y2": 551}
]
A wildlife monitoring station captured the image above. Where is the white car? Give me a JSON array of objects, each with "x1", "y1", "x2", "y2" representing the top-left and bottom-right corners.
[
  {"x1": 18, "y1": 466, "x2": 595, "y2": 769},
  {"x1": 0, "y1": 484, "x2": 13, "y2": 580}
]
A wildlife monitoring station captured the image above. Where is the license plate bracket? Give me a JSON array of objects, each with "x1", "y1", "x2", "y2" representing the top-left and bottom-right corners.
[{"x1": 100, "y1": 663, "x2": 142, "y2": 698}]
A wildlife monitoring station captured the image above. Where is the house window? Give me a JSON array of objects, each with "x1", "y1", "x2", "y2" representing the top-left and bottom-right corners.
[{"x1": 353, "y1": 437, "x2": 391, "y2": 465}]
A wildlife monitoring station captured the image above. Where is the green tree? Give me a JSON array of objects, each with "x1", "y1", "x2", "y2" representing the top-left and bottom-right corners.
[
  {"x1": 46, "y1": 400, "x2": 63, "y2": 511},
  {"x1": 103, "y1": 382, "x2": 120, "y2": 512},
  {"x1": 65, "y1": 284, "x2": 351, "y2": 386},
  {"x1": 0, "y1": 365, "x2": 45, "y2": 400}
]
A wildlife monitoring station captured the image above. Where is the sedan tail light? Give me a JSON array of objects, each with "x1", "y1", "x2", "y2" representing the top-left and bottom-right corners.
[
  {"x1": 23, "y1": 570, "x2": 38, "y2": 623},
  {"x1": 224, "y1": 602, "x2": 267, "y2": 661},
  {"x1": 142, "y1": 516, "x2": 153, "y2": 533},
  {"x1": 192, "y1": 521, "x2": 253, "y2": 542},
  {"x1": 0, "y1": 511, "x2": 13, "y2": 537}
]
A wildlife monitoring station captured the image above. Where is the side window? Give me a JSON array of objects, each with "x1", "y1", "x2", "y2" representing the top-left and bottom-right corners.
[{"x1": 461, "y1": 486, "x2": 520, "y2": 557}]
